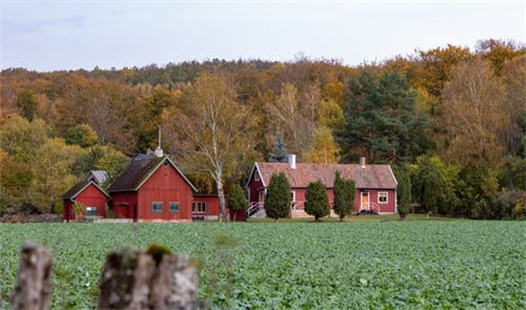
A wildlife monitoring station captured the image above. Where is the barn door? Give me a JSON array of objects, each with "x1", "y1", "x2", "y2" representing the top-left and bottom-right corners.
[{"x1": 133, "y1": 204, "x2": 138, "y2": 222}]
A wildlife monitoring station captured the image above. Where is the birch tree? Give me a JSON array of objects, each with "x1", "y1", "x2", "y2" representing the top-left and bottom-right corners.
[
  {"x1": 442, "y1": 59, "x2": 506, "y2": 166},
  {"x1": 164, "y1": 73, "x2": 249, "y2": 221}
]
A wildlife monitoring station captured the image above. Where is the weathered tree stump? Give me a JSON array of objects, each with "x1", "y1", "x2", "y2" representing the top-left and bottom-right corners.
[
  {"x1": 10, "y1": 243, "x2": 53, "y2": 310},
  {"x1": 97, "y1": 246, "x2": 199, "y2": 310}
]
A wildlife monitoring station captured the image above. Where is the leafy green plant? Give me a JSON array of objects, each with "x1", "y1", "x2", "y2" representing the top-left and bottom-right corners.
[{"x1": 0, "y1": 221, "x2": 524, "y2": 309}]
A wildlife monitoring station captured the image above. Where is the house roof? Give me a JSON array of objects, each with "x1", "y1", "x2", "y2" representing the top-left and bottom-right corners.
[
  {"x1": 252, "y1": 162, "x2": 397, "y2": 189},
  {"x1": 107, "y1": 156, "x2": 197, "y2": 193},
  {"x1": 62, "y1": 180, "x2": 110, "y2": 200}
]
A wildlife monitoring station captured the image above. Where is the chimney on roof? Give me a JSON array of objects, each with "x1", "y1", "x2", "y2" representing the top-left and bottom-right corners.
[
  {"x1": 288, "y1": 154, "x2": 296, "y2": 169},
  {"x1": 360, "y1": 157, "x2": 366, "y2": 168}
]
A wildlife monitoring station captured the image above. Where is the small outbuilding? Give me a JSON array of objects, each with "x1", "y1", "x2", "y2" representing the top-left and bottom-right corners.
[{"x1": 62, "y1": 180, "x2": 110, "y2": 221}]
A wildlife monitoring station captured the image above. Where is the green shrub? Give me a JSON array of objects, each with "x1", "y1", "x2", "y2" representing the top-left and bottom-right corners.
[{"x1": 304, "y1": 180, "x2": 330, "y2": 221}]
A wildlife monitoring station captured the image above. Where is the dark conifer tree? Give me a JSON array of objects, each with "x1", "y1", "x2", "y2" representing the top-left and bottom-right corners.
[
  {"x1": 227, "y1": 183, "x2": 248, "y2": 221},
  {"x1": 333, "y1": 171, "x2": 356, "y2": 221},
  {"x1": 264, "y1": 173, "x2": 291, "y2": 221},
  {"x1": 304, "y1": 180, "x2": 330, "y2": 221},
  {"x1": 270, "y1": 132, "x2": 288, "y2": 163}
]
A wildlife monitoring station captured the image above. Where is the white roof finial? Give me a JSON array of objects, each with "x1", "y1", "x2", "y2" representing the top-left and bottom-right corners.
[{"x1": 155, "y1": 126, "x2": 164, "y2": 158}]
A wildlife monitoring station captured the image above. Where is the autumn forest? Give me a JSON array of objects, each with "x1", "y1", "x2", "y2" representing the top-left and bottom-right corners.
[{"x1": 0, "y1": 39, "x2": 525, "y2": 219}]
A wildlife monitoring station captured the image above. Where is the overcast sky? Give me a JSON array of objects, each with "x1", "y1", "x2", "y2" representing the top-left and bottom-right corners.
[{"x1": 1, "y1": 0, "x2": 525, "y2": 72}]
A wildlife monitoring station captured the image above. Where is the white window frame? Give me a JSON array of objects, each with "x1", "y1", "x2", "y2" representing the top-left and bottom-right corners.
[
  {"x1": 378, "y1": 192, "x2": 388, "y2": 204},
  {"x1": 254, "y1": 171, "x2": 260, "y2": 182},
  {"x1": 192, "y1": 202, "x2": 207, "y2": 213}
]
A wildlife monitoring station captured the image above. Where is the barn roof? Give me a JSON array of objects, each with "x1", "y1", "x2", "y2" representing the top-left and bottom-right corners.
[
  {"x1": 62, "y1": 180, "x2": 110, "y2": 200},
  {"x1": 107, "y1": 156, "x2": 197, "y2": 193},
  {"x1": 252, "y1": 162, "x2": 397, "y2": 189}
]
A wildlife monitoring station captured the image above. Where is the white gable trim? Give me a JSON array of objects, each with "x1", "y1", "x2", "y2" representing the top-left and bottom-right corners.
[
  {"x1": 246, "y1": 163, "x2": 267, "y2": 189},
  {"x1": 134, "y1": 157, "x2": 198, "y2": 192}
]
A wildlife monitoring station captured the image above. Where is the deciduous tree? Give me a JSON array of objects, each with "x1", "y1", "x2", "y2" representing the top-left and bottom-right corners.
[
  {"x1": 164, "y1": 73, "x2": 250, "y2": 222},
  {"x1": 441, "y1": 59, "x2": 506, "y2": 166},
  {"x1": 31, "y1": 138, "x2": 83, "y2": 213}
]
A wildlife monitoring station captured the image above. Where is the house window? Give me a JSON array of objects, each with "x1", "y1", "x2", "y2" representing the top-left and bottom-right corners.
[
  {"x1": 169, "y1": 202, "x2": 180, "y2": 212},
  {"x1": 152, "y1": 202, "x2": 163, "y2": 212},
  {"x1": 192, "y1": 202, "x2": 207, "y2": 213},
  {"x1": 254, "y1": 172, "x2": 260, "y2": 182},
  {"x1": 85, "y1": 206, "x2": 98, "y2": 216},
  {"x1": 378, "y1": 192, "x2": 388, "y2": 204}
]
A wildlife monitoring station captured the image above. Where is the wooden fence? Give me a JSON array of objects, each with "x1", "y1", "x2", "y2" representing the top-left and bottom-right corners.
[{"x1": 9, "y1": 243, "x2": 199, "y2": 310}]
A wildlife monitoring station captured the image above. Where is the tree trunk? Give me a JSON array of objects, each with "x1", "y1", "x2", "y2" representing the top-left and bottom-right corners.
[{"x1": 215, "y1": 166, "x2": 227, "y2": 222}]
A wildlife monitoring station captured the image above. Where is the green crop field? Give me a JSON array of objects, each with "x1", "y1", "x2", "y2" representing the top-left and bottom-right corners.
[{"x1": 0, "y1": 220, "x2": 524, "y2": 309}]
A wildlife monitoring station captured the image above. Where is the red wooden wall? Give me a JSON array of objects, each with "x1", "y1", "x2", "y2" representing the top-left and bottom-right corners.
[
  {"x1": 192, "y1": 194, "x2": 220, "y2": 220},
  {"x1": 63, "y1": 184, "x2": 108, "y2": 221},
  {"x1": 110, "y1": 163, "x2": 195, "y2": 221}
]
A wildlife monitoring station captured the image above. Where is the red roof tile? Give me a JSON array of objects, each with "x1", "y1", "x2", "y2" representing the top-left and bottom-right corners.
[{"x1": 255, "y1": 163, "x2": 397, "y2": 189}]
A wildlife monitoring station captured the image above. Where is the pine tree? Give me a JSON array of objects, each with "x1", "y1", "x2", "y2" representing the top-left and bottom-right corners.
[
  {"x1": 270, "y1": 132, "x2": 288, "y2": 163},
  {"x1": 333, "y1": 171, "x2": 356, "y2": 221},
  {"x1": 264, "y1": 173, "x2": 291, "y2": 221},
  {"x1": 304, "y1": 180, "x2": 330, "y2": 221}
]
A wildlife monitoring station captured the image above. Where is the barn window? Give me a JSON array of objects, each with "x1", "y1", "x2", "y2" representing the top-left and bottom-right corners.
[
  {"x1": 85, "y1": 206, "x2": 98, "y2": 216},
  {"x1": 378, "y1": 192, "x2": 388, "y2": 204},
  {"x1": 152, "y1": 202, "x2": 163, "y2": 212},
  {"x1": 192, "y1": 202, "x2": 207, "y2": 213},
  {"x1": 254, "y1": 172, "x2": 260, "y2": 181},
  {"x1": 169, "y1": 202, "x2": 180, "y2": 212}
]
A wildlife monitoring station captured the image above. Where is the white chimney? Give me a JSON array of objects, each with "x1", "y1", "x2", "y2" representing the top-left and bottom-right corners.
[
  {"x1": 154, "y1": 146, "x2": 164, "y2": 158},
  {"x1": 288, "y1": 154, "x2": 296, "y2": 169},
  {"x1": 360, "y1": 157, "x2": 366, "y2": 168}
]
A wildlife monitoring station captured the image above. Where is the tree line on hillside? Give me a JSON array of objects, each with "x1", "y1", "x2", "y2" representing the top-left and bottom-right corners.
[{"x1": 0, "y1": 39, "x2": 524, "y2": 220}]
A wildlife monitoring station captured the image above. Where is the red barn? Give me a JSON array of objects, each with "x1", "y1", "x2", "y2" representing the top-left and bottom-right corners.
[
  {"x1": 246, "y1": 156, "x2": 398, "y2": 219},
  {"x1": 107, "y1": 156, "x2": 198, "y2": 222},
  {"x1": 62, "y1": 180, "x2": 110, "y2": 222}
]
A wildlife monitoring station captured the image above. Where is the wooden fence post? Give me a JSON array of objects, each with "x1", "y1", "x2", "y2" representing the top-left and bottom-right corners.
[
  {"x1": 10, "y1": 244, "x2": 199, "y2": 309},
  {"x1": 97, "y1": 247, "x2": 199, "y2": 309},
  {"x1": 10, "y1": 243, "x2": 53, "y2": 310}
]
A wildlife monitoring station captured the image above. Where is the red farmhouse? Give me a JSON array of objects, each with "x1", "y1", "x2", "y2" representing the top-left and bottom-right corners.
[
  {"x1": 107, "y1": 156, "x2": 199, "y2": 222},
  {"x1": 62, "y1": 180, "x2": 110, "y2": 221},
  {"x1": 246, "y1": 156, "x2": 398, "y2": 218}
]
